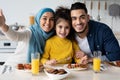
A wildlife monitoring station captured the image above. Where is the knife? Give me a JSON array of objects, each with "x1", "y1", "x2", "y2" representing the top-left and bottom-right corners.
[{"x1": 2, "y1": 65, "x2": 7, "y2": 74}]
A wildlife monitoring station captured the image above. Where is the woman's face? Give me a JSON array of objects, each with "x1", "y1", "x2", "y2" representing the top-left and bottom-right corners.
[
  {"x1": 56, "y1": 19, "x2": 70, "y2": 39},
  {"x1": 40, "y1": 12, "x2": 54, "y2": 32}
]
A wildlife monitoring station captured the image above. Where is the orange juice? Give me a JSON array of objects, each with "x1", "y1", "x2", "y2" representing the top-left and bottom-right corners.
[
  {"x1": 93, "y1": 57, "x2": 101, "y2": 72},
  {"x1": 29, "y1": 16, "x2": 34, "y2": 25},
  {"x1": 31, "y1": 59, "x2": 39, "y2": 75}
]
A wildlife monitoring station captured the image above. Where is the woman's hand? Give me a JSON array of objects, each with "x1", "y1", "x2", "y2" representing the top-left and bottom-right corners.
[
  {"x1": 45, "y1": 59, "x2": 57, "y2": 65},
  {"x1": 0, "y1": 9, "x2": 9, "y2": 32},
  {"x1": 0, "y1": 9, "x2": 5, "y2": 27}
]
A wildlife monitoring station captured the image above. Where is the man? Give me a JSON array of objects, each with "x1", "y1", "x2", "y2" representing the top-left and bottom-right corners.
[{"x1": 70, "y1": 2, "x2": 120, "y2": 63}]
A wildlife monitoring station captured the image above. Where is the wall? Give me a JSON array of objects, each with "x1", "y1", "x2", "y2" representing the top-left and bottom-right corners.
[
  {"x1": 0, "y1": 0, "x2": 73, "y2": 26},
  {"x1": 0, "y1": 0, "x2": 120, "y2": 33}
]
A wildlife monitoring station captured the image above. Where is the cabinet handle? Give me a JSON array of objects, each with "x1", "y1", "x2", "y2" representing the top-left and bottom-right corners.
[{"x1": 4, "y1": 43, "x2": 11, "y2": 46}]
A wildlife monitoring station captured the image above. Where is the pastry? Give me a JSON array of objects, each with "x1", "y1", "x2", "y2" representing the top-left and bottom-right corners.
[
  {"x1": 24, "y1": 64, "x2": 31, "y2": 70},
  {"x1": 17, "y1": 64, "x2": 24, "y2": 70}
]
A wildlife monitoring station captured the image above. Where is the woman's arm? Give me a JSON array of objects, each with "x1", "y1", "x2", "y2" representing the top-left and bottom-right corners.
[
  {"x1": 0, "y1": 9, "x2": 9, "y2": 32},
  {"x1": 0, "y1": 9, "x2": 31, "y2": 42}
]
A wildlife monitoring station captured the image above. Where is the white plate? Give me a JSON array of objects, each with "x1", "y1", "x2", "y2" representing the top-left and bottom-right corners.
[
  {"x1": 110, "y1": 62, "x2": 120, "y2": 70},
  {"x1": 15, "y1": 68, "x2": 31, "y2": 73},
  {"x1": 44, "y1": 68, "x2": 70, "y2": 80},
  {"x1": 63, "y1": 64, "x2": 88, "y2": 71},
  {"x1": 107, "y1": 62, "x2": 120, "y2": 70},
  {"x1": 111, "y1": 66, "x2": 120, "y2": 70}
]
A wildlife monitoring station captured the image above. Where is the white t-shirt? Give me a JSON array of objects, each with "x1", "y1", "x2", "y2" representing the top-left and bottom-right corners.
[{"x1": 75, "y1": 34, "x2": 93, "y2": 57}]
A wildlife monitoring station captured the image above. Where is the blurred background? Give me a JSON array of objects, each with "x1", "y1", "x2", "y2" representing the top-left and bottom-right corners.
[{"x1": 0, "y1": 0, "x2": 120, "y2": 64}]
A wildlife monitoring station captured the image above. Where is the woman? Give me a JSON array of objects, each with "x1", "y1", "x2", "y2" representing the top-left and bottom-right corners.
[{"x1": 0, "y1": 8, "x2": 55, "y2": 66}]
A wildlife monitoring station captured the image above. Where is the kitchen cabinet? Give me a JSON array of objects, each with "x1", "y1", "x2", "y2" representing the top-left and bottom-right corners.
[
  {"x1": 0, "y1": 53, "x2": 14, "y2": 65},
  {"x1": 0, "y1": 36, "x2": 17, "y2": 64}
]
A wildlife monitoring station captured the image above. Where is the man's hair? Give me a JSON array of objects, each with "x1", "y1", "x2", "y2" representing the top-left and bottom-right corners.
[{"x1": 70, "y1": 2, "x2": 88, "y2": 14}]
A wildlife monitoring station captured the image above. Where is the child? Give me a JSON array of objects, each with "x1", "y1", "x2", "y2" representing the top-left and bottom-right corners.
[{"x1": 41, "y1": 7, "x2": 84, "y2": 65}]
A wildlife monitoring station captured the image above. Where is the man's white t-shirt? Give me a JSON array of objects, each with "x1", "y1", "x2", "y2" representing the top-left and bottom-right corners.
[{"x1": 75, "y1": 34, "x2": 93, "y2": 57}]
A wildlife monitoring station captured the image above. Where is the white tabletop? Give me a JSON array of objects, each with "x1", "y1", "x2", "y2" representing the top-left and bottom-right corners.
[{"x1": 0, "y1": 64, "x2": 120, "y2": 80}]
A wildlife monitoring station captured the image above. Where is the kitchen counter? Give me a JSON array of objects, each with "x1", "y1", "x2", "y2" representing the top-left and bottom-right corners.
[{"x1": 0, "y1": 64, "x2": 120, "y2": 80}]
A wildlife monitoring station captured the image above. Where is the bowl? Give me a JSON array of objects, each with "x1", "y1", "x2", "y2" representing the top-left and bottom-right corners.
[{"x1": 44, "y1": 68, "x2": 70, "y2": 80}]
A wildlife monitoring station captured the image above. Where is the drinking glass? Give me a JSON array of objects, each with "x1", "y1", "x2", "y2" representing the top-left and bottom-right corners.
[
  {"x1": 31, "y1": 52, "x2": 40, "y2": 75},
  {"x1": 93, "y1": 51, "x2": 101, "y2": 73}
]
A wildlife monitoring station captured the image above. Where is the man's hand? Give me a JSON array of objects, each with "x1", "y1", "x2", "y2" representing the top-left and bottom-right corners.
[
  {"x1": 75, "y1": 51, "x2": 85, "y2": 59},
  {"x1": 80, "y1": 55, "x2": 88, "y2": 64},
  {"x1": 0, "y1": 9, "x2": 6, "y2": 27}
]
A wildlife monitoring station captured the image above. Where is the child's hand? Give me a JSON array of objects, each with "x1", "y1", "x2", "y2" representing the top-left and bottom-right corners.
[
  {"x1": 75, "y1": 51, "x2": 85, "y2": 59},
  {"x1": 45, "y1": 59, "x2": 57, "y2": 65}
]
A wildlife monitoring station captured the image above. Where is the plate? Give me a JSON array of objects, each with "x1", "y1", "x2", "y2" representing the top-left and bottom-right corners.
[
  {"x1": 15, "y1": 63, "x2": 31, "y2": 73},
  {"x1": 111, "y1": 66, "x2": 120, "y2": 70},
  {"x1": 15, "y1": 68, "x2": 31, "y2": 73},
  {"x1": 63, "y1": 64, "x2": 88, "y2": 71},
  {"x1": 109, "y1": 62, "x2": 120, "y2": 70},
  {"x1": 44, "y1": 68, "x2": 70, "y2": 80}
]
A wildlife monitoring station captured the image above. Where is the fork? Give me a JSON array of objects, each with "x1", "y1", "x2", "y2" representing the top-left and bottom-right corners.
[
  {"x1": 8, "y1": 66, "x2": 12, "y2": 72},
  {"x1": 2, "y1": 65, "x2": 8, "y2": 74}
]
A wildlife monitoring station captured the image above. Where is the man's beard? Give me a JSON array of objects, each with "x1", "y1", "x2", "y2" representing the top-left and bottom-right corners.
[{"x1": 76, "y1": 25, "x2": 88, "y2": 34}]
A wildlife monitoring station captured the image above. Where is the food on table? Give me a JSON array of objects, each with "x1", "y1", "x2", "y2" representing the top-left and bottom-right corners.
[
  {"x1": 24, "y1": 64, "x2": 31, "y2": 70},
  {"x1": 106, "y1": 61, "x2": 120, "y2": 67},
  {"x1": 17, "y1": 63, "x2": 31, "y2": 70},
  {"x1": 45, "y1": 68, "x2": 67, "y2": 75},
  {"x1": 116, "y1": 61, "x2": 120, "y2": 67},
  {"x1": 17, "y1": 64, "x2": 24, "y2": 70},
  {"x1": 17, "y1": 63, "x2": 44, "y2": 71},
  {"x1": 58, "y1": 69, "x2": 67, "y2": 74},
  {"x1": 67, "y1": 63, "x2": 88, "y2": 69}
]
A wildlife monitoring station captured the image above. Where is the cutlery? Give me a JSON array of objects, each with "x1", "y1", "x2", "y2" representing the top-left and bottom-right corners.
[
  {"x1": 100, "y1": 65, "x2": 106, "y2": 71},
  {"x1": 8, "y1": 66, "x2": 12, "y2": 72},
  {"x1": 2, "y1": 65, "x2": 8, "y2": 74}
]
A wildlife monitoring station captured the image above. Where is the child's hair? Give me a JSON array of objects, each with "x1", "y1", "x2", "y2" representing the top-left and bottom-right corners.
[{"x1": 55, "y1": 6, "x2": 73, "y2": 39}]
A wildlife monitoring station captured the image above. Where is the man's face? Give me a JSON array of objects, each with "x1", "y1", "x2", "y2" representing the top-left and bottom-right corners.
[{"x1": 71, "y1": 9, "x2": 89, "y2": 33}]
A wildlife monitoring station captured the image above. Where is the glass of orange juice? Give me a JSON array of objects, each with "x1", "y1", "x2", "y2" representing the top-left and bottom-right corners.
[
  {"x1": 93, "y1": 51, "x2": 101, "y2": 73},
  {"x1": 31, "y1": 52, "x2": 40, "y2": 75}
]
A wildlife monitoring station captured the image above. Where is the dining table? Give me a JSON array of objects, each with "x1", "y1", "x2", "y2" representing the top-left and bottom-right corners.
[{"x1": 0, "y1": 63, "x2": 120, "y2": 80}]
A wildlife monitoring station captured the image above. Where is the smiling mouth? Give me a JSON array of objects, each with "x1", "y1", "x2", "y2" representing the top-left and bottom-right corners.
[
  {"x1": 59, "y1": 33, "x2": 66, "y2": 37},
  {"x1": 60, "y1": 33, "x2": 65, "y2": 36},
  {"x1": 76, "y1": 25, "x2": 83, "y2": 30}
]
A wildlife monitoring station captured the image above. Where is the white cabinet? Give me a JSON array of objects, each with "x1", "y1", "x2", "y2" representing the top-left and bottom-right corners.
[
  {"x1": 0, "y1": 40, "x2": 17, "y2": 53},
  {"x1": 0, "y1": 53, "x2": 13, "y2": 62}
]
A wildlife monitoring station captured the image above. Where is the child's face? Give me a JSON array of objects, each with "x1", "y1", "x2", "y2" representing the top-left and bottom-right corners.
[{"x1": 56, "y1": 19, "x2": 70, "y2": 38}]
